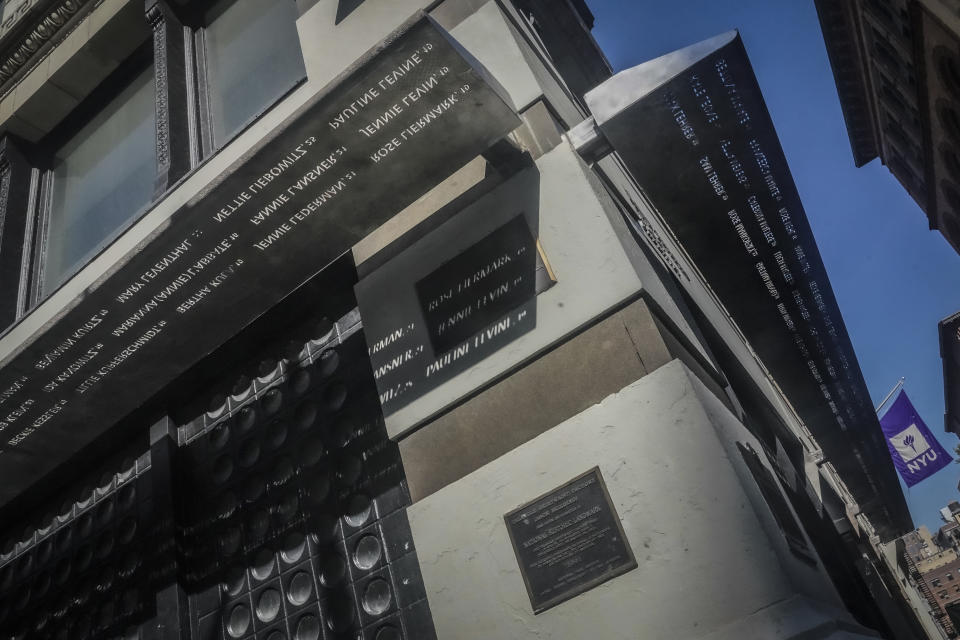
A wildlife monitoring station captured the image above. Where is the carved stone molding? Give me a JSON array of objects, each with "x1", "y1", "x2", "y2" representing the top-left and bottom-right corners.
[
  {"x1": 0, "y1": 0, "x2": 98, "y2": 98},
  {"x1": 147, "y1": 1, "x2": 170, "y2": 169},
  {"x1": 146, "y1": 0, "x2": 191, "y2": 196}
]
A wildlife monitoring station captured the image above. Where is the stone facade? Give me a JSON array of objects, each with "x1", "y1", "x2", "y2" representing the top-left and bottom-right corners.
[
  {"x1": 0, "y1": 1, "x2": 937, "y2": 639},
  {"x1": 816, "y1": 0, "x2": 960, "y2": 254}
]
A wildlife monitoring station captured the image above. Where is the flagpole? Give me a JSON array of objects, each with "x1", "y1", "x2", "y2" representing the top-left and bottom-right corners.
[{"x1": 876, "y1": 377, "x2": 905, "y2": 414}]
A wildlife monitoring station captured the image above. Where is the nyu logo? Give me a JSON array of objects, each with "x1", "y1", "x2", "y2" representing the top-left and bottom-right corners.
[{"x1": 890, "y1": 424, "x2": 940, "y2": 473}]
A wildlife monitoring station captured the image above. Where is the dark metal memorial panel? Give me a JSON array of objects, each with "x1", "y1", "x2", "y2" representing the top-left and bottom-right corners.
[
  {"x1": 357, "y1": 211, "x2": 550, "y2": 416},
  {"x1": 0, "y1": 14, "x2": 519, "y2": 508},
  {"x1": 587, "y1": 32, "x2": 910, "y2": 534},
  {"x1": 504, "y1": 467, "x2": 636, "y2": 614},
  {"x1": 415, "y1": 215, "x2": 538, "y2": 355}
]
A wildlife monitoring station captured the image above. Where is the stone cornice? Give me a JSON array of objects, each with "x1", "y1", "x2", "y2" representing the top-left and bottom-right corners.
[
  {"x1": 813, "y1": 0, "x2": 881, "y2": 167},
  {"x1": 0, "y1": 0, "x2": 98, "y2": 97}
]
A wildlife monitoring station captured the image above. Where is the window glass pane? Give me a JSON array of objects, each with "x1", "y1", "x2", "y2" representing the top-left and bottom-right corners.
[
  {"x1": 205, "y1": 0, "x2": 306, "y2": 147},
  {"x1": 44, "y1": 68, "x2": 156, "y2": 293}
]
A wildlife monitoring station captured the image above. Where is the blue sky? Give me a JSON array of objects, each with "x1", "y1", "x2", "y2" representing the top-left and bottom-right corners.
[{"x1": 586, "y1": 0, "x2": 960, "y2": 532}]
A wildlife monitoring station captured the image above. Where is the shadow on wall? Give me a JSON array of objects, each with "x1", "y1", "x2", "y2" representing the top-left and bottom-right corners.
[{"x1": 337, "y1": 0, "x2": 368, "y2": 24}]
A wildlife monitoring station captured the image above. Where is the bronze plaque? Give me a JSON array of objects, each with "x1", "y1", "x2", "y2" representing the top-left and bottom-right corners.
[
  {"x1": 358, "y1": 213, "x2": 550, "y2": 415},
  {"x1": 504, "y1": 467, "x2": 636, "y2": 614}
]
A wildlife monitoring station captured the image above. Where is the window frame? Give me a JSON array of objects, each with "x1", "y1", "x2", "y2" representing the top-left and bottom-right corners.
[
  {"x1": 0, "y1": 136, "x2": 40, "y2": 328},
  {"x1": 31, "y1": 45, "x2": 157, "y2": 299},
  {"x1": 190, "y1": 0, "x2": 307, "y2": 160},
  {"x1": 0, "y1": 0, "x2": 307, "y2": 324}
]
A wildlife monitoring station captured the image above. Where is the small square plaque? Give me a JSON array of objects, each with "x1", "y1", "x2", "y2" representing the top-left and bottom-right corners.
[{"x1": 504, "y1": 467, "x2": 637, "y2": 614}]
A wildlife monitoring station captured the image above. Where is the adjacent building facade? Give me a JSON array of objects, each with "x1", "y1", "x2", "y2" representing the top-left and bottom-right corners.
[
  {"x1": 940, "y1": 310, "x2": 960, "y2": 437},
  {"x1": 816, "y1": 0, "x2": 960, "y2": 254},
  {"x1": 891, "y1": 503, "x2": 960, "y2": 638},
  {"x1": 0, "y1": 1, "x2": 936, "y2": 639}
]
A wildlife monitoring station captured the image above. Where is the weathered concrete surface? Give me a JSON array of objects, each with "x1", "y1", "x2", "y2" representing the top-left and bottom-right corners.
[{"x1": 408, "y1": 360, "x2": 872, "y2": 639}]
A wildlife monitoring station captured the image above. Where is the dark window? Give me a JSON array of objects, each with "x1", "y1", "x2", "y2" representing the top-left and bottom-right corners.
[
  {"x1": 941, "y1": 144, "x2": 960, "y2": 185},
  {"x1": 866, "y1": 0, "x2": 896, "y2": 27},
  {"x1": 198, "y1": 0, "x2": 305, "y2": 150},
  {"x1": 936, "y1": 46, "x2": 960, "y2": 101},
  {"x1": 872, "y1": 34, "x2": 902, "y2": 75},
  {"x1": 884, "y1": 116, "x2": 909, "y2": 148},
  {"x1": 880, "y1": 83, "x2": 906, "y2": 113},
  {"x1": 736, "y1": 442, "x2": 815, "y2": 565},
  {"x1": 41, "y1": 68, "x2": 156, "y2": 293},
  {"x1": 887, "y1": 153, "x2": 920, "y2": 192}
]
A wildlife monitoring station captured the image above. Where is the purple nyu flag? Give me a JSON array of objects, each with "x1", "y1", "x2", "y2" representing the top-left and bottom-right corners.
[{"x1": 879, "y1": 391, "x2": 952, "y2": 487}]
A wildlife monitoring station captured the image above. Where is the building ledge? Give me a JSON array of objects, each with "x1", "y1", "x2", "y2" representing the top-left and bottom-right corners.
[{"x1": 814, "y1": 0, "x2": 880, "y2": 167}]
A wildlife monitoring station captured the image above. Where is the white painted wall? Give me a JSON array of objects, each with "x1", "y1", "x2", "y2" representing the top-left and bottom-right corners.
[
  {"x1": 359, "y1": 142, "x2": 644, "y2": 438},
  {"x1": 408, "y1": 360, "x2": 876, "y2": 639}
]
